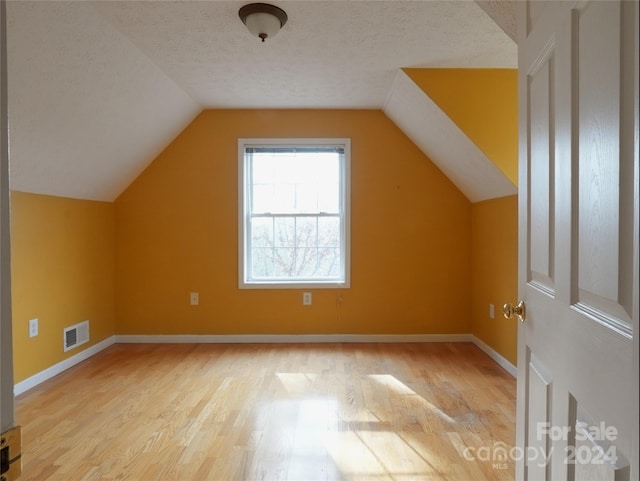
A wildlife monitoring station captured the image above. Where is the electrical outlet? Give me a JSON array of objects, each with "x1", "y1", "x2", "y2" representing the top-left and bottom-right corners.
[
  {"x1": 489, "y1": 304, "x2": 495, "y2": 319},
  {"x1": 29, "y1": 318, "x2": 39, "y2": 338},
  {"x1": 190, "y1": 292, "x2": 199, "y2": 306},
  {"x1": 303, "y1": 292, "x2": 312, "y2": 306}
]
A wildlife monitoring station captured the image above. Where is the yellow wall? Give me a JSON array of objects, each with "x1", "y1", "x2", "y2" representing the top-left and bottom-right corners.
[
  {"x1": 471, "y1": 195, "x2": 518, "y2": 365},
  {"x1": 404, "y1": 68, "x2": 518, "y2": 186},
  {"x1": 115, "y1": 109, "x2": 472, "y2": 335},
  {"x1": 403, "y1": 68, "x2": 519, "y2": 366},
  {"x1": 11, "y1": 103, "x2": 518, "y2": 382},
  {"x1": 11, "y1": 191, "x2": 116, "y2": 382}
]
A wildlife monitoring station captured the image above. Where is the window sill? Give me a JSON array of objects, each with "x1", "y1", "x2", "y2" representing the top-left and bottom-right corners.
[{"x1": 239, "y1": 280, "x2": 349, "y2": 290}]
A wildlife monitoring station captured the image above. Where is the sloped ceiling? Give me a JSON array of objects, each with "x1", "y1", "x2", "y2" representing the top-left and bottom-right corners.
[
  {"x1": 404, "y1": 68, "x2": 518, "y2": 186},
  {"x1": 6, "y1": 1, "x2": 516, "y2": 202},
  {"x1": 6, "y1": 1, "x2": 200, "y2": 201},
  {"x1": 475, "y1": 0, "x2": 517, "y2": 42},
  {"x1": 384, "y1": 71, "x2": 516, "y2": 203}
]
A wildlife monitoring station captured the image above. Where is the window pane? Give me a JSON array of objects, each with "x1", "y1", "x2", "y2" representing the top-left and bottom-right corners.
[
  {"x1": 252, "y1": 157, "x2": 274, "y2": 184},
  {"x1": 251, "y1": 247, "x2": 274, "y2": 277},
  {"x1": 272, "y1": 183, "x2": 296, "y2": 212},
  {"x1": 273, "y1": 155, "x2": 298, "y2": 184},
  {"x1": 296, "y1": 247, "x2": 318, "y2": 276},
  {"x1": 318, "y1": 182, "x2": 339, "y2": 213},
  {"x1": 251, "y1": 150, "x2": 340, "y2": 215},
  {"x1": 273, "y1": 247, "x2": 296, "y2": 277},
  {"x1": 317, "y1": 248, "x2": 340, "y2": 276},
  {"x1": 274, "y1": 217, "x2": 295, "y2": 248},
  {"x1": 296, "y1": 184, "x2": 319, "y2": 213},
  {"x1": 318, "y1": 216, "x2": 340, "y2": 247},
  {"x1": 251, "y1": 217, "x2": 273, "y2": 248},
  {"x1": 252, "y1": 184, "x2": 275, "y2": 214},
  {"x1": 295, "y1": 217, "x2": 317, "y2": 247}
]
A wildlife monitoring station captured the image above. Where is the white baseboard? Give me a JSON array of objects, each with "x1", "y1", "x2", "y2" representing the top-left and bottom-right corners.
[
  {"x1": 14, "y1": 335, "x2": 116, "y2": 396},
  {"x1": 14, "y1": 333, "x2": 515, "y2": 395},
  {"x1": 115, "y1": 333, "x2": 474, "y2": 344},
  {"x1": 470, "y1": 335, "x2": 517, "y2": 377}
]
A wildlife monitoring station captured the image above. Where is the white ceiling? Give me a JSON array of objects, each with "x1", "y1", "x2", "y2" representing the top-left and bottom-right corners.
[{"x1": 6, "y1": 1, "x2": 516, "y2": 202}]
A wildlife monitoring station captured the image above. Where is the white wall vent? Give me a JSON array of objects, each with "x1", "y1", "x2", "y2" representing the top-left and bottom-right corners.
[{"x1": 64, "y1": 320, "x2": 89, "y2": 352}]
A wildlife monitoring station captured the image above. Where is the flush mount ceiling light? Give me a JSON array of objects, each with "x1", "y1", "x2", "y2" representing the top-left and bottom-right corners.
[{"x1": 238, "y1": 3, "x2": 288, "y2": 42}]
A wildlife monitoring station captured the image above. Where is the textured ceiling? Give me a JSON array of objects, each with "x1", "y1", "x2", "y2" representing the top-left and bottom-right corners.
[
  {"x1": 93, "y1": 0, "x2": 516, "y2": 108},
  {"x1": 6, "y1": 1, "x2": 516, "y2": 201},
  {"x1": 475, "y1": 0, "x2": 517, "y2": 42}
]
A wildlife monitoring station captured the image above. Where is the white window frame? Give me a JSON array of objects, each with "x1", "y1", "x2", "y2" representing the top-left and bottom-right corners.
[{"x1": 238, "y1": 138, "x2": 351, "y2": 289}]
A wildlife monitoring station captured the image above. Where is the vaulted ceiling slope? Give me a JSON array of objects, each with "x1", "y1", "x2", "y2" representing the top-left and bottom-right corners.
[
  {"x1": 384, "y1": 71, "x2": 516, "y2": 203},
  {"x1": 6, "y1": 1, "x2": 200, "y2": 201},
  {"x1": 6, "y1": 1, "x2": 516, "y2": 202}
]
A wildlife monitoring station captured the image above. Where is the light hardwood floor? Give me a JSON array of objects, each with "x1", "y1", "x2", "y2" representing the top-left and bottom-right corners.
[{"x1": 16, "y1": 342, "x2": 515, "y2": 481}]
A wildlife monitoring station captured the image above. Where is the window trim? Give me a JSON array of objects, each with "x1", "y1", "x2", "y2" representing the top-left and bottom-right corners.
[{"x1": 238, "y1": 138, "x2": 351, "y2": 289}]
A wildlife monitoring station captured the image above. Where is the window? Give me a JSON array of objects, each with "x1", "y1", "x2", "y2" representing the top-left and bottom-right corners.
[{"x1": 238, "y1": 138, "x2": 350, "y2": 288}]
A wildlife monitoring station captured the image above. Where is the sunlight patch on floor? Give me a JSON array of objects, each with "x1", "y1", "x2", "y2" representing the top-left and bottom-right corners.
[
  {"x1": 276, "y1": 372, "x2": 319, "y2": 394},
  {"x1": 324, "y1": 430, "x2": 445, "y2": 480},
  {"x1": 367, "y1": 374, "x2": 455, "y2": 423}
]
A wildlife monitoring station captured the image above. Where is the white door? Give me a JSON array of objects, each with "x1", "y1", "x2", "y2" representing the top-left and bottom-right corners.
[
  {"x1": 515, "y1": 1, "x2": 638, "y2": 480},
  {"x1": 1, "y1": 0, "x2": 15, "y2": 435}
]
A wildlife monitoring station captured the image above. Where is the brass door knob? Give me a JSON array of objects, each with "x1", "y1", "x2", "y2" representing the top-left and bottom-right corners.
[{"x1": 503, "y1": 300, "x2": 526, "y2": 322}]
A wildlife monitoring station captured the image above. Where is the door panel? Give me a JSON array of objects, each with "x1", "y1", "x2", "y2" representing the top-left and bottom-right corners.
[
  {"x1": 526, "y1": 1, "x2": 551, "y2": 36},
  {"x1": 517, "y1": 1, "x2": 638, "y2": 481},
  {"x1": 573, "y1": 405, "x2": 626, "y2": 481},
  {"x1": 528, "y1": 49, "x2": 555, "y2": 295},
  {"x1": 526, "y1": 356, "x2": 552, "y2": 481},
  {"x1": 574, "y1": 0, "x2": 631, "y2": 329}
]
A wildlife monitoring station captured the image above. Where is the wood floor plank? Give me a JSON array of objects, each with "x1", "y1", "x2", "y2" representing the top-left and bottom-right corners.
[{"x1": 16, "y1": 342, "x2": 515, "y2": 480}]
